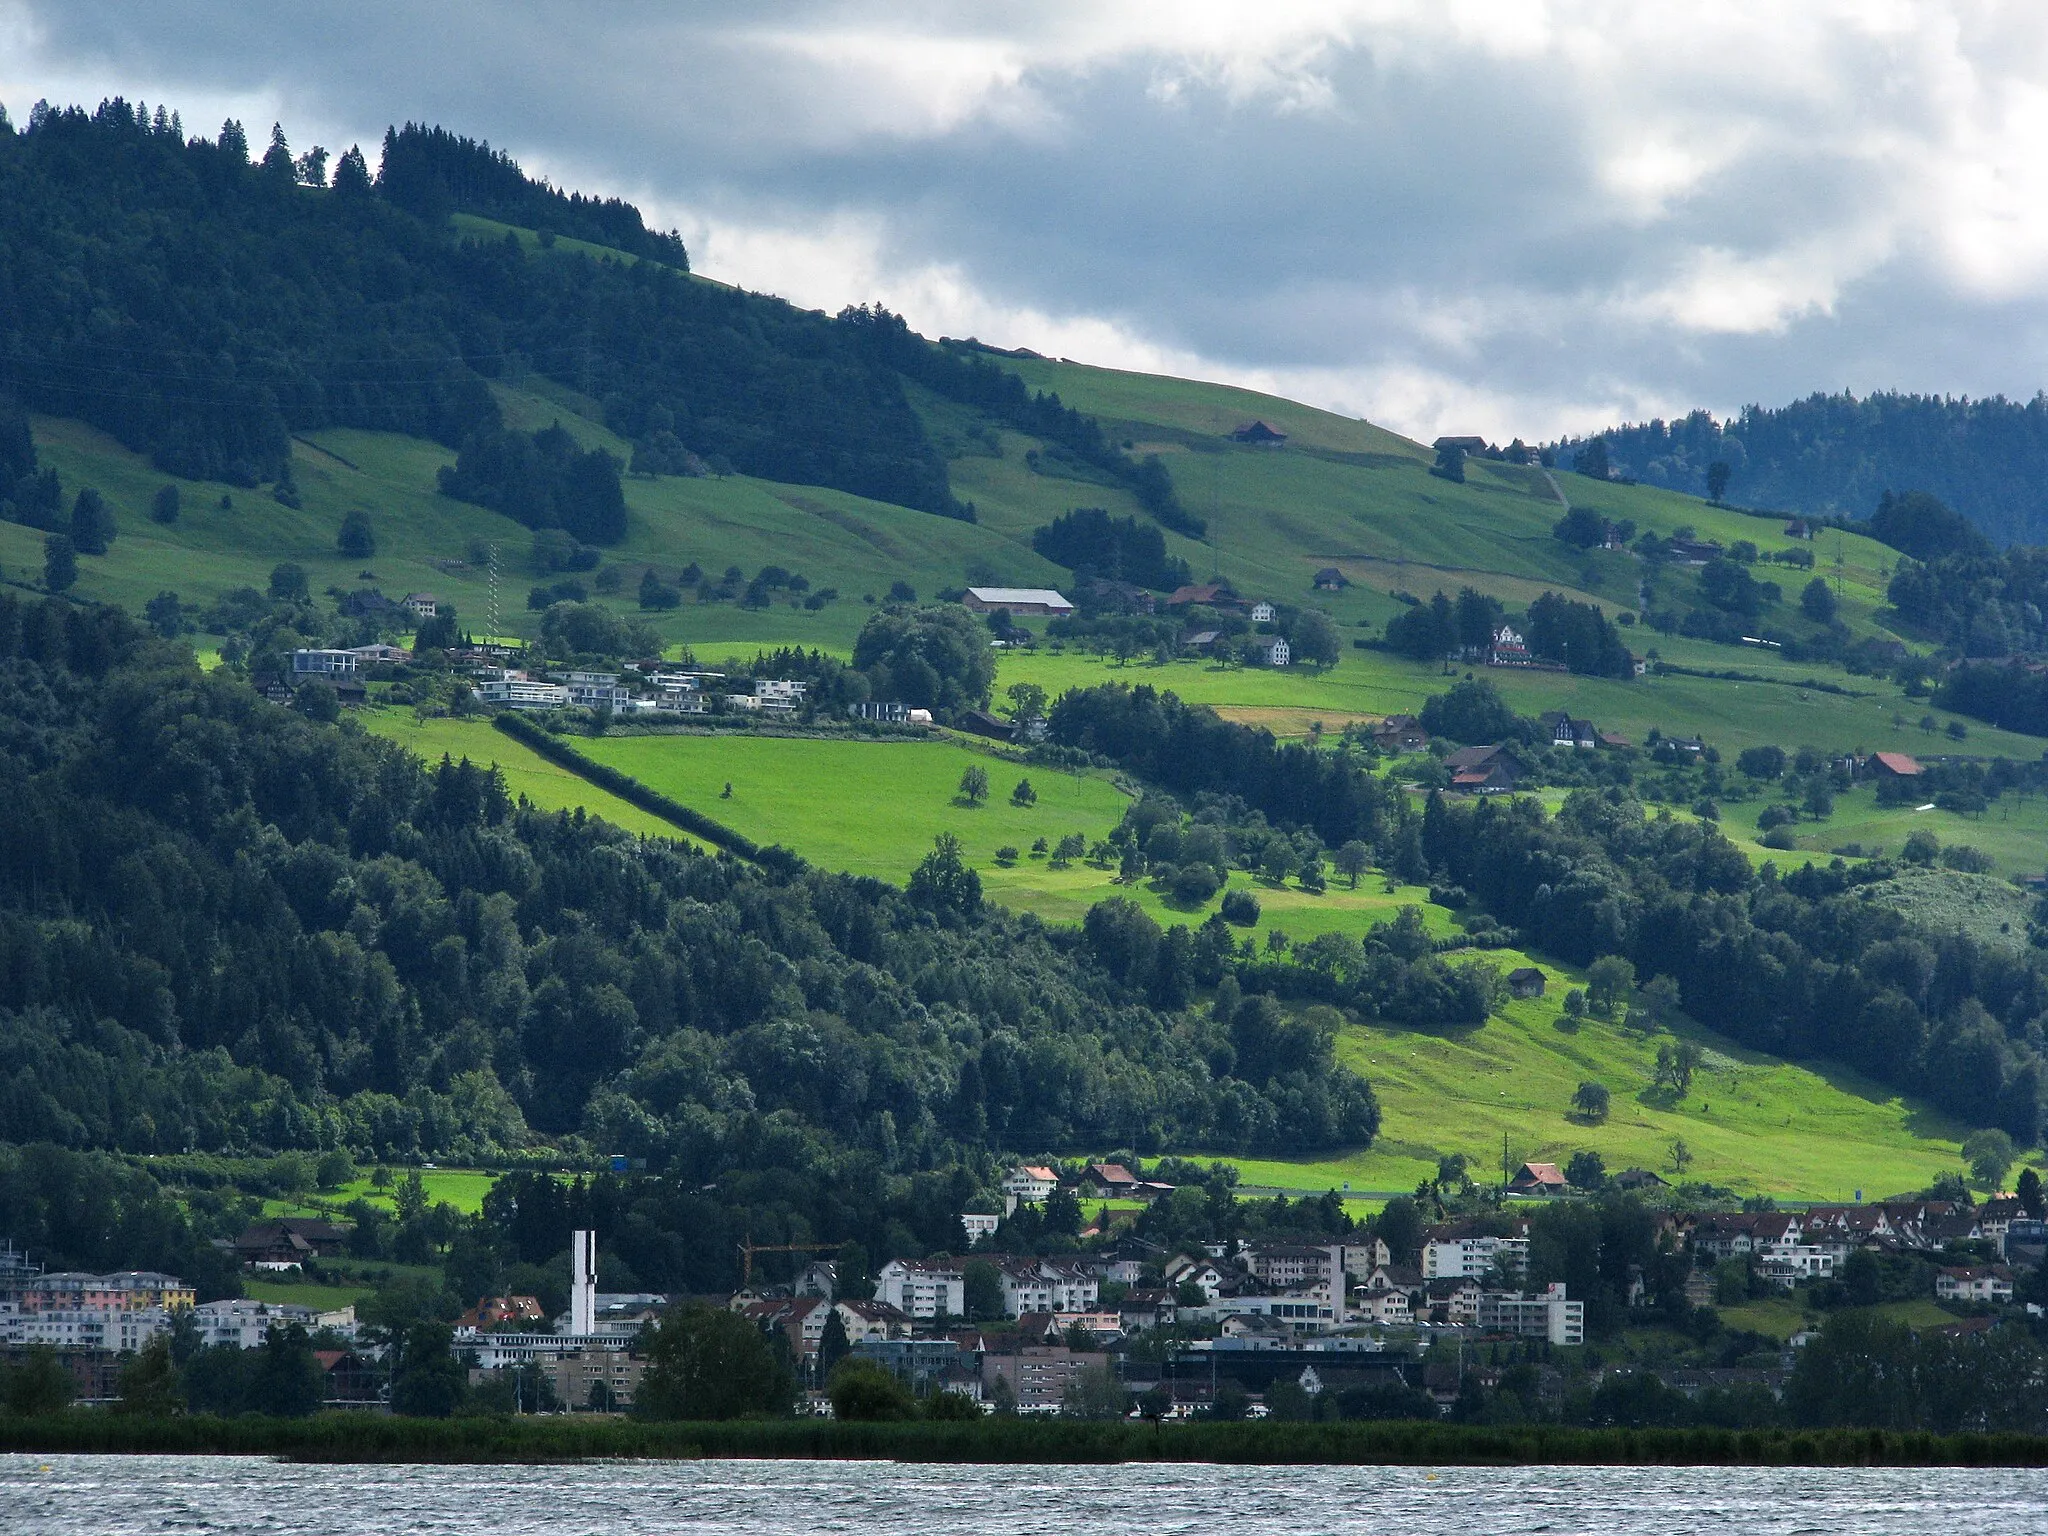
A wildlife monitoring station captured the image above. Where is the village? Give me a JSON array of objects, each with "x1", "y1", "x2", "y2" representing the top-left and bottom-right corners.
[{"x1": 6, "y1": 1155, "x2": 2041, "y2": 1420}]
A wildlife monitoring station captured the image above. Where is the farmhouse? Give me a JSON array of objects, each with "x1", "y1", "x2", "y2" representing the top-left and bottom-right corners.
[
  {"x1": 1245, "y1": 636, "x2": 1291, "y2": 667},
  {"x1": 1507, "y1": 1162, "x2": 1569, "y2": 1198},
  {"x1": 1230, "y1": 420, "x2": 1288, "y2": 445},
  {"x1": 1249, "y1": 600, "x2": 1277, "y2": 623},
  {"x1": 1870, "y1": 751, "x2": 1924, "y2": 779},
  {"x1": 1433, "y1": 435, "x2": 1490, "y2": 456},
  {"x1": 1167, "y1": 582, "x2": 1237, "y2": 610},
  {"x1": 1507, "y1": 967, "x2": 1546, "y2": 999},
  {"x1": 1445, "y1": 744, "x2": 1519, "y2": 794},
  {"x1": 1371, "y1": 714, "x2": 1429, "y2": 752},
  {"x1": 1313, "y1": 567, "x2": 1348, "y2": 590},
  {"x1": 962, "y1": 587, "x2": 1073, "y2": 617},
  {"x1": 403, "y1": 592, "x2": 438, "y2": 618}
]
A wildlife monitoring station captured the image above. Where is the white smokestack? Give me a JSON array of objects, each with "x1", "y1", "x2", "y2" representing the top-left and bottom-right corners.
[{"x1": 570, "y1": 1229, "x2": 596, "y2": 1336}]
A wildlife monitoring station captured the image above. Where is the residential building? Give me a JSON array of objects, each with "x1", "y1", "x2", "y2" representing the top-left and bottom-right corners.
[
  {"x1": 1357, "y1": 1286, "x2": 1413, "y2": 1325},
  {"x1": 995, "y1": 1258, "x2": 1098, "y2": 1317},
  {"x1": 1756, "y1": 1243, "x2": 1837, "y2": 1288},
  {"x1": 1246, "y1": 635, "x2": 1291, "y2": 667},
  {"x1": 1539, "y1": 711, "x2": 1600, "y2": 750},
  {"x1": 191, "y1": 1298, "x2": 356, "y2": 1350},
  {"x1": 1162, "y1": 1254, "x2": 1226, "y2": 1300},
  {"x1": 961, "y1": 587, "x2": 1074, "y2": 617},
  {"x1": 403, "y1": 593, "x2": 438, "y2": 618},
  {"x1": 291, "y1": 648, "x2": 360, "y2": 676},
  {"x1": 1249, "y1": 601, "x2": 1278, "y2": 624},
  {"x1": 961, "y1": 1213, "x2": 1001, "y2": 1246},
  {"x1": 1477, "y1": 1284, "x2": 1584, "y2": 1346},
  {"x1": 12, "y1": 1270, "x2": 197, "y2": 1314},
  {"x1": 0, "y1": 1304, "x2": 173, "y2": 1352},
  {"x1": 1506, "y1": 967, "x2": 1546, "y2": 999},
  {"x1": 233, "y1": 1218, "x2": 351, "y2": 1270},
  {"x1": 981, "y1": 1345, "x2": 1109, "y2": 1411},
  {"x1": 1370, "y1": 714, "x2": 1429, "y2": 752},
  {"x1": 1166, "y1": 583, "x2": 1238, "y2": 610},
  {"x1": 851, "y1": 1337, "x2": 964, "y2": 1396},
  {"x1": 874, "y1": 1259, "x2": 965, "y2": 1320},
  {"x1": 1507, "y1": 1162, "x2": 1568, "y2": 1198},
  {"x1": 734, "y1": 1296, "x2": 833, "y2": 1358},
  {"x1": 1870, "y1": 751, "x2": 1924, "y2": 780},
  {"x1": 1199, "y1": 1284, "x2": 1340, "y2": 1332},
  {"x1": 1001, "y1": 1165, "x2": 1060, "y2": 1205},
  {"x1": 835, "y1": 1298, "x2": 914, "y2": 1343},
  {"x1": 1936, "y1": 1266, "x2": 2014, "y2": 1305},
  {"x1": 1231, "y1": 421, "x2": 1289, "y2": 445},
  {"x1": 1422, "y1": 1230, "x2": 1530, "y2": 1280},
  {"x1": 849, "y1": 701, "x2": 909, "y2": 724},
  {"x1": 544, "y1": 1348, "x2": 647, "y2": 1411},
  {"x1": 1313, "y1": 567, "x2": 1348, "y2": 591},
  {"x1": 1421, "y1": 1277, "x2": 1483, "y2": 1325},
  {"x1": 476, "y1": 676, "x2": 571, "y2": 710},
  {"x1": 1445, "y1": 744, "x2": 1519, "y2": 794},
  {"x1": 1244, "y1": 1244, "x2": 1341, "y2": 1290},
  {"x1": 1488, "y1": 624, "x2": 1531, "y2": 666}
]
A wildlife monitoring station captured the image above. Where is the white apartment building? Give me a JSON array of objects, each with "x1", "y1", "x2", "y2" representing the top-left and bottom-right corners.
[
  {"x1": 1422, "y1": 1234, "x2": 1530, "y2": 1280},
  {"x1": 1476, "y1": 1283, "x2": 1584, "y2": 1346},
  {"x1": 874, "y1": 1258, "x2": 966, "y2": 1320},
  {"x1": 997, "y1": 1258, "x2": 1098, "y2": 1316},
  {"x1": 0, "y1": 1304, "x2": 171, "y2": 1351},
  {"x1": 476, "y1": 677, "x2": 571, "y2": 710},
  {"x1": 291, "y1": 648, "x2": 360, "y2": 675},
  {"x1": 191, "y1": 1299, "x2": 357, "y2": 1350}
]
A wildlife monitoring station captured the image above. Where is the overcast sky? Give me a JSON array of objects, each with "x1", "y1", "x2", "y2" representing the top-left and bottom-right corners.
[{"x1": 8, "y1": 1, "x2": 2048, "y2": 444}]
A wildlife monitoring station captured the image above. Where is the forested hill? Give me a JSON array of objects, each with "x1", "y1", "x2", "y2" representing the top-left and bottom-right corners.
[
  {"x1": 1565, "y1": 393, "x2": 2048, "y2": 547},
  {"x1": 0, "y1": 100, "x2": 1187, "y2": 531},
  {"x1": 0, "y1": 593, "x2": 1377, "y2": 1168}
]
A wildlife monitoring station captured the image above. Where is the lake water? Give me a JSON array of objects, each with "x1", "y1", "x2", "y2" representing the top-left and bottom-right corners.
[{"x1": 3, "y1": 1454, "x2": 2046, "y2": 1535}]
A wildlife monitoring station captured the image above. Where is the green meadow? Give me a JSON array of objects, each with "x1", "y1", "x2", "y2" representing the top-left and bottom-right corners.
[
  {"x1": 991, "y1": 646, "x2": 2028, "y2": 759},
  {"x1": 1201, "y1": 953, "x2": 1976, "y2": 1204},
  {"x1": 356, "y1": 709, "x2": 702, "y2": 844}
]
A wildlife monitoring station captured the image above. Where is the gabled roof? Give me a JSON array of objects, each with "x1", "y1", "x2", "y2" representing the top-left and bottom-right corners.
[
  {"x1": 965, "y1": 587, "x2": 1072, "y2": 607},
  {"x1": 1871, "y1": 751, "x2": 1923, "y2": 775},
  {"x1": 1510, "y1": 1161, "x2": 1567, "y2": 1187}
]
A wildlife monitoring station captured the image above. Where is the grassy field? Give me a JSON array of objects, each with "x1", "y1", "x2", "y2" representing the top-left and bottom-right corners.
[
  {"x1": 1188, "y1": 950, "x2": 1973, "y2": 1203},
  {"x1": 565, "y1": 729, "x2": 1459, "y2": 940},
  {"x1": 992, "y1": 646, "x2": 2027, "y2": 760},
  {"x1": 355, "y1": 709, "x2": 703, "y2": 844},
  {"x1": 1711, "y1": 780, "x2": 2048, "y2": 879},
  {"x1": 241, "y1": 1278, "x2": 380, "y2": 1311}
]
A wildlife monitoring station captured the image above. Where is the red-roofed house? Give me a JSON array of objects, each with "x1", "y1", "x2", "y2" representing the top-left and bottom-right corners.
[
  {"x1": 1870, "y1": 752, "x2": 1924, "y2": 779},
  {"x1": 1507, "y1": 1162, "x2": 1569, "y2": 1198}
]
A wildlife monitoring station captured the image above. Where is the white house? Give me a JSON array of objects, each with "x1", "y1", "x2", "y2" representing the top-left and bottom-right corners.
[
  {"x1": 1249, "y1": 600, "x2": 1277, "y2": 624},
  {"x1": 1247, "y1": 635, "x2": 1291, "y2": 667},
  {"x1": 291, "y1": 648, "x2": 360, "y2": 676},
  {"x1": 874, "y1": 1258, "x2": 965, "y2": 1320},
  {"x1": 1935, "y1": 1266, "x2": 2014, "y2": 1305},
  {"x1": 961, "y1": 1213, "x2": 1001, "y2": 1246},
  {"x1": 403, "y1": 592, "x2": 438, "y2": 618},
  {"x1": 477, "y1": 677, "x2": 571, "y2": 710},
  {"x1": 1001, "y1": 1165, "x2": 1060, "y2": 1205}
]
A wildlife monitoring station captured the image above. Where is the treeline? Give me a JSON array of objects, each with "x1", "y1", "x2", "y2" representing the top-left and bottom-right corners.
[
  {"x1": 1383, "y1": 587, "x2": 1632, "y2": 678},
  {"x1": 0, "y1": 102, "x2": 938, "y2": 510},
  {"x1": 838, "y1": 308, "x2": 1201, "y2": 537},
  {"x1": 376, "y1": 124, "x2": 688, "y2": 265},
  {"x1": 1031, "y1": 507, "x2": 1192, "y2": 592},
  {"x1": 1568, "y1": 393, "x2": 2048, "y2": 546},
  {"x1": 1045, "y1": 683, "x2": 1411, "y2": 854},
  {"x1": 1422, "y1": 789, "x2": 2048, "y2": 1140},
  {"x1": 0, "y1": 593, "x2": 1366, "y2": 1166},
  {"x1": 437, "y1": 423, "x2": 628, "y2": 544}
]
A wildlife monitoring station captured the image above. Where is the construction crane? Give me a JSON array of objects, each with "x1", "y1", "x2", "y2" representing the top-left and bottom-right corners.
[{"x1": 735, "y1": 1237, "x2": 838, "y2": 1288}]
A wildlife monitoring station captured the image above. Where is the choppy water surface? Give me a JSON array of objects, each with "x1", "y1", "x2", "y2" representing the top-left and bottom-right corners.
[{"x1": 3, "y1": 1454, "x2": 2045, "y2": 1535}]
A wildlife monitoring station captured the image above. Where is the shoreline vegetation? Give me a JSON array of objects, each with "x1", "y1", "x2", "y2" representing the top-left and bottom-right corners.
[{"x1": 4, "y1": 1416, "x2": 2048, "y2": 1467}]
